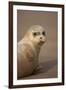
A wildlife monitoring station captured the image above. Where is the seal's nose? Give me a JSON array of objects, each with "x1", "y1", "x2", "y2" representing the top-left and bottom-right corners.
[
  {"x1": 40, "y1": 37, "x2": 42, "y2": 39},
  {"x1": 40, "y1": 37, "x2": 44, "y2": 43}
]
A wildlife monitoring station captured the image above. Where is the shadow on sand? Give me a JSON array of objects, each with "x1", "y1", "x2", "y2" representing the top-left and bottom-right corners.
[{"x1": 33, "y1": 59, "x2": 57, "y2": 75}]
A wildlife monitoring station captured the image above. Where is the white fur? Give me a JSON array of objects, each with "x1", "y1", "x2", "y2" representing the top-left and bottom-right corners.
[{"x1": 17, "y1": 25, "x2": 46, "y2": 78}]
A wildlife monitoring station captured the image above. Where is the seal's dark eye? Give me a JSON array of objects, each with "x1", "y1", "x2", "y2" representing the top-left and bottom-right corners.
[
  {"x1": 33, "y1": 32, "x2": 37, "y2": 36},
  {"x1": 42, "y1": 31, "x2": 45, "y2": 36}
]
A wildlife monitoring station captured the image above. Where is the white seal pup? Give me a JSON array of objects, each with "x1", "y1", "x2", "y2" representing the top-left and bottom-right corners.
[{"x1": 17, "y1": 25, "x2": 46, "y2": 78}]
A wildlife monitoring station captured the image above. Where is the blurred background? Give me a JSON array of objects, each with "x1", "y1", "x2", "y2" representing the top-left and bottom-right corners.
[{"x1": 17, "y1": 10, "x2": 58, "y2": 79}]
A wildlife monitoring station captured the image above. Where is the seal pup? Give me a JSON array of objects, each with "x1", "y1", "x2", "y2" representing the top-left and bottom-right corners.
[{"x1": 17, "y1": 25, "x2": 46, "y2": 78}]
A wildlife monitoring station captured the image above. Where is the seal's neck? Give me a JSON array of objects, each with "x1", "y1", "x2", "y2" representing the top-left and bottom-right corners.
[
  {"x1": 33, "y1": 43, "x2": 41, "y2": 54},
  {"x1": 22, "y1": 38, "x2": 41, "y2": 54}
]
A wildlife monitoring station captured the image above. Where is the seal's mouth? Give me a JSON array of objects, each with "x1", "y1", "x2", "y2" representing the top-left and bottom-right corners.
[{"x1": 38, "y1": 40, "x2": 45, "y2": 45}]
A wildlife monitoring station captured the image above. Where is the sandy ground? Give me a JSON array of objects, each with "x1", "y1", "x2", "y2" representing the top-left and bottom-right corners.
[{"x1": 18, "y1": 59, "x2": 57, "y2": 80}]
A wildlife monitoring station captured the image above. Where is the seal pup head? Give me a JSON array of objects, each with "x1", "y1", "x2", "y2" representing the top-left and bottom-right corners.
[{"x1": 24, "y1": 25, "x2": 46, "y2": 47}]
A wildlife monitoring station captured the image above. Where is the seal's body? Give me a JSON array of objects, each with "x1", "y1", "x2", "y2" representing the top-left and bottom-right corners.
[{"x1": 17, "y1": 25, "x2": 46, "y2": 78}]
